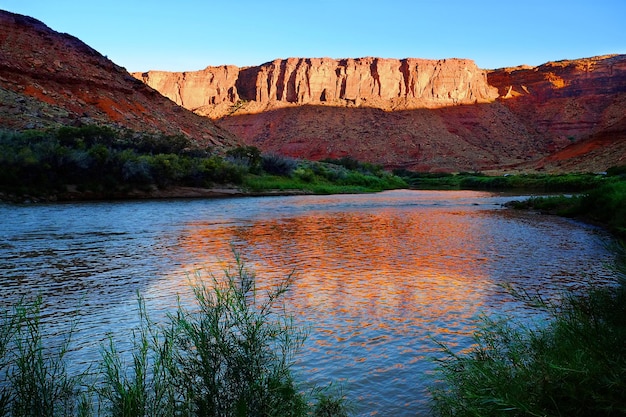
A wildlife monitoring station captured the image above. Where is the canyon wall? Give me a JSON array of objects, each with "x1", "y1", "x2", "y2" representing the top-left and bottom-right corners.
[
  {"x1": 135, "y1": 54, "x2": 626, "y2": 172},
  {"x1": 134, "y1": 57, "x2": 499, "y2": 116}
]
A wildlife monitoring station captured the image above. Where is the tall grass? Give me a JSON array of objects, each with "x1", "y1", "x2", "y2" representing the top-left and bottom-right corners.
[
  {"x1": 0, "y1": 298, "x2": 90, "y2": 417},
  {"x1": 0, "y1": 256, "x2": 349, "y2": 417},
  {"x1": 430, "y1": 245, "x2": 626, "y2": 417},
  {"x1": 395, "y1": 170, "x2": 609, "y2": 192}
]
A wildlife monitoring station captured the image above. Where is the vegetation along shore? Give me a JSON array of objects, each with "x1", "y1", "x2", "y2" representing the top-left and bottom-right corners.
[
  {"x1": 430, "y1": 168, "x2": 626, "y2": 416},
  {"x1": 0, "y1": 125, "x2": 405, "y2": 203}
]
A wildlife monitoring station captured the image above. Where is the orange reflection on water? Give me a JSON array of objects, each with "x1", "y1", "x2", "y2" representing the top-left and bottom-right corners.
[{"x1": 162, "y1": 203, "x2": 496, "y2": 342}]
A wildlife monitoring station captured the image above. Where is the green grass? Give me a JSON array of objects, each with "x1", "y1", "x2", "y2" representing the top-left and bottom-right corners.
[
  {"x1": 394, "y1": 170, "x2": 611, "y2": 192},
  {"x1": 506, "y1": 177, "x2": 626, "y2": 238},
  {"x1": 0, "y1": 254, "x2": 350, "y2": 417},
  {"x1": 242, "y1": 168, "x2": 406, "y2": 195}
]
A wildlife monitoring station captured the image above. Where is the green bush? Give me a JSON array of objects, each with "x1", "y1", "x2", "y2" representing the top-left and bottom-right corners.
[
  {"x1": 261, "y1": 154, "x2": 298, "y2": 176},
  {"x1": 293, "y1": 167, "x2": 316, "y2": 183},
  {"x1": 606, "y1": 165, "x2": 626, "y2": 177},
  {"x1": 431, "y1": 246, "x2": 626, "y2": 417},
  {"x1": 226, "y1": 145, "x2": 262, "y2": 174},
  {"x1": 0, "y1": 127, "x2": 405, "y2": 198},
  {"x1": 577, "y1": 180, "x2": 626, "y2": 236},
  {"x1": 0, "y1": 297, "x2": 89, "y2": 417},
  {"x1": 0, "y1": 257, "x2": 350, "y2": 417},
  {"x1": 509, "y1": 178, "x2": 626, "y2": 238}
]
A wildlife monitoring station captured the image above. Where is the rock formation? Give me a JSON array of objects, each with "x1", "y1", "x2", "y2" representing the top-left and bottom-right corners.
[
  {"x1": 135, "y1": 57, "x2": 498, "y2": 116},
  {"x1": 0, "y1": 10, "x2": 239, "y2": 148},
  {"x1": 135, "y1": 55, "x2": 626, "y2": 172},
  {"x1": 487, "y1": 55, "x2": 626, "y2": 171}
]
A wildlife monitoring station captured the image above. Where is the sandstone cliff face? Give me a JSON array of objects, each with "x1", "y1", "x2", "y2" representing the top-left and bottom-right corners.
[
  {"x1": 488, "y1": 55, "x2": 626, "y2": 140},
  {"x1": 135, "y1": 57, "x2": 498, "y2": 116},
  {"x1": 487, "y1": 55, "x2": 626, "y2": 171},
  {"x1": 135, "y1": 54, "x2": 626, "y2": 172},
  {"x1": 0, "y1": 11, "x2": 239, "y2": 148}
]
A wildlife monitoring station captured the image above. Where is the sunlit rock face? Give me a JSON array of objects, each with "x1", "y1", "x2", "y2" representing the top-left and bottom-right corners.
[
  {"x1": 0, "y1": 10, "x2": 240, "y2": 148},
  {"x1": 486, "y1": 55, "x2": 626, "y2": 172},
  {"x1": 134, "y1": 57, "x2": 498, "y2": 115},
  {"x1": 134, "y1": 55, "x2": 626, "y2": 173}
]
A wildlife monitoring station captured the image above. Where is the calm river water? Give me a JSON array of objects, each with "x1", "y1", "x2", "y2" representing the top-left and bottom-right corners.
[{"x1": 0, "y1": 190, "x2": 619, "y2": 416}]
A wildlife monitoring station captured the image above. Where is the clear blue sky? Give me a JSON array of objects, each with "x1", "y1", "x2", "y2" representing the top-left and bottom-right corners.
[{"x1": 2, "y1": 0, "x2": 625, "y2": 72}]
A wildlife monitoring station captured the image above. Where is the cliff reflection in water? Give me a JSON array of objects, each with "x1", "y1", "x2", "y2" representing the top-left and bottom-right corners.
[
  {"x1": 155, "y1": 197, "x2": 527, "y2": 415},
  {"x1": 175, "y1": 208, "x2": 493, "y2": 318}
]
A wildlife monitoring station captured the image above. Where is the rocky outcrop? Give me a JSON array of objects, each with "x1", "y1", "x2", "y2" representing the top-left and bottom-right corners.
[
  {"x1": 134, "y1": 57, "x2": 498, "y2": 116},
  {"x1": 0, "y1": 10, "x2": 240, "y2": 148},
  {"x1": 134, "y1": 54, "x2": 626, "y2": 172},
  {"x1": 488, "y1": 55, "x2": 626, "y2": 141},
  {"x1": 5, "y1": 7, "x2": 621, "y2": 173}
]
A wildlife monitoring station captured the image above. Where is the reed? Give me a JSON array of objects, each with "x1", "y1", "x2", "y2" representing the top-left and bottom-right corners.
[{"x1": 0, "y1": 297, "x2": 90, "y2": 417}]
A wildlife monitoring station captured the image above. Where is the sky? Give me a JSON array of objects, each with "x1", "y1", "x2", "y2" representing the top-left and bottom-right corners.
[{"x1": 2, "y1": 0, "x2": 625, "y2": 73}]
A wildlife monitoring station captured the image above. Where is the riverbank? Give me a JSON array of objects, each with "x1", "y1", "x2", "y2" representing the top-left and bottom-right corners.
[
  {"x1": 505, "y1": 177, "x2": 626, "y2": 239},
  {"x1": 430, "y1": 178, "x2": 626, "y2": 417},
  {"x1": 0, "y1": 127, "x2": 406, "y2": 204},
  {"x1": 0, "y1": 185, "x2": 317, "y2": 203}
]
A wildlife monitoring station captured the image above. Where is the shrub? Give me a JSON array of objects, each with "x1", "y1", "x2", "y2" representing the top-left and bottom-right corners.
[
  {"x1": 56, "y1": 125, "x2": 117, "y2": 148},
  {"x1": 0, "y1": 256, "x2": 350, "y2": 417},
  {"x1": 261, "y1": 154, "x2": 299, "y2": 176},
  {"x1": 578, "y1": 180, "x2": 626, "y2": 236},
  {"x1": 431, "y1": 245, "x2": 626, "y2": 417},
  {"x1": 293, "y1": 167, "x2": 316, "y2": 183},
  {"x1": 606, "y1": 165, "x2": 626, "y2": 177},
  {"x1": 0, "y1": 297, "x2": 89, "y2": 417},
  {"x1": 226, "y1": 145, "x2": 262, "y2": 173},
  {"x1": 165, "y1": 256, "x2": 309, "y2": 417}
]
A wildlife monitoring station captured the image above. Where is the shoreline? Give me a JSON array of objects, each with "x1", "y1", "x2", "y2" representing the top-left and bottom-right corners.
[{"x1": 0, "y1": 185, "x2": 318, "y2": 203}]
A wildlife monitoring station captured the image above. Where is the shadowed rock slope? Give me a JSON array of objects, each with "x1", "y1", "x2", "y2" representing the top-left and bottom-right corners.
[
  {"x1": 137, "y1": 56, "x2": 626, "y2": 172},
  {"x1": 0, "y1": 10, "x2": 240, "y2": 149}
]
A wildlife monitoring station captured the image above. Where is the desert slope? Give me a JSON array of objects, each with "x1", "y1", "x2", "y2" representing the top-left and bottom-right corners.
[{"x1": 0, "y1": 10, "x2": 240, "y2": 148}]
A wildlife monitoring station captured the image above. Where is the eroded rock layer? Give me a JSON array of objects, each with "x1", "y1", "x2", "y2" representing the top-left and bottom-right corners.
[
  {"x1": 135, "y1": 55, "x2": 626, "y2": 172},
  {"x1": 134, "y1": 57, "x2": 498, "y2": 116}
]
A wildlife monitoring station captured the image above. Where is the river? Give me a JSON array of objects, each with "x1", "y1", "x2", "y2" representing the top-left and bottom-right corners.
[{"x1": 0, "y1": 190, "x2": 619, "y2": 416}]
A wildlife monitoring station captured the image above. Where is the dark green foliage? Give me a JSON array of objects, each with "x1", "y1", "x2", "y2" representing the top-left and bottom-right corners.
[
  {"x1": 395, "y1": 169, "x2": 609, "y2": 192},
  {"x1": 166, "y1": 257, "x2": 310, "y2": 417},
  {"x1": 0, "y1": 257, "x2": 350, "y2": 417},
  {"x1": 226, "y1": 145, "x2": 262, "y2": 173},
  {"x1": 507, "y1": 178, "x2": 626, "y2": 238},
  {"x1": 1, "y1": 127, "x2": 404, "y2": 198},
  {"x1": 506, "y1": 195, "x2": 584, "y2": 216},
  {"x1": 0, "y1": 298, "x2": 89, "y2": 417},
  {"x1": 577, "y1": 180, "x2": 626, "y2": 236},
  {"x1": 312, "y1": 388, "x2": 351, "y2": 417},
  {"x1": 606, "y1": 165, "x2": 626, "y2": 177},
  {"x1": 0, "y1": 126, "x2": 244, "y2": 196},
  {"x1": 431, "y1": 273, "x2": 626, "y2": 417},
  {"x1": 261, "y1": 153, "x2": 298, "y2": 176},
  {"x1": 322, "y1": 156, "x2": 383, "y2": 177}
]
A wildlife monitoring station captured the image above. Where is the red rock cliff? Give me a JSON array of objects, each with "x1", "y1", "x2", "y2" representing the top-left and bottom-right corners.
[
  {"x1": 134, "y1": 57, "x2": 498, "y2": 117},
  {"x1": 135, "y1": 55, "x2": 626, "y2": 172}
]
